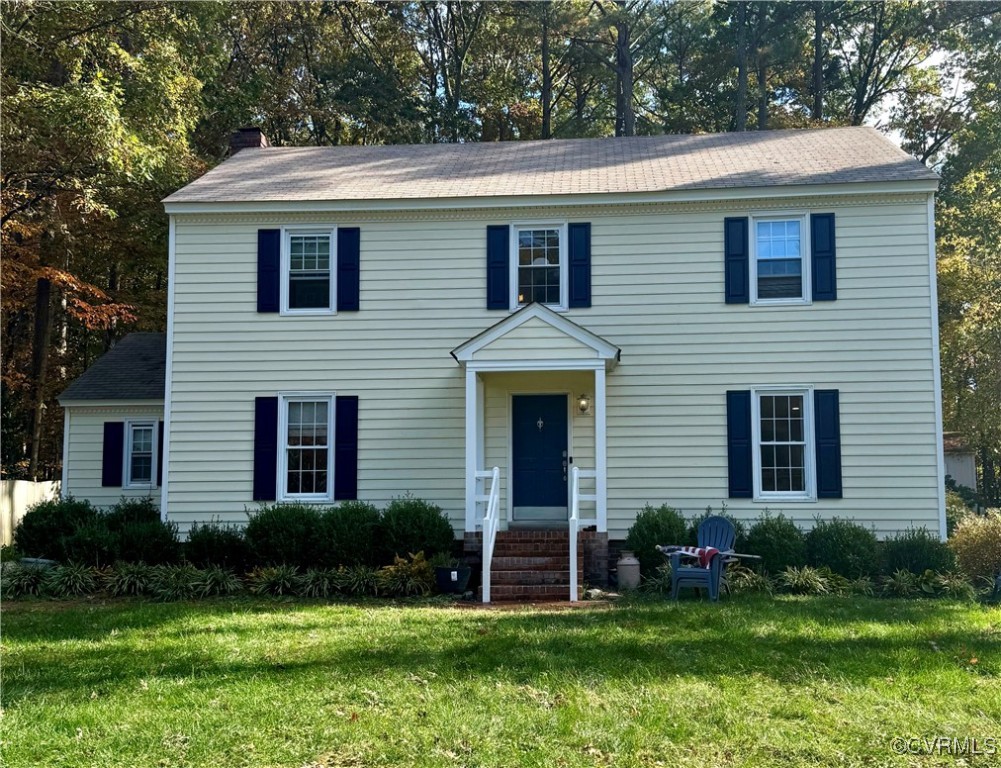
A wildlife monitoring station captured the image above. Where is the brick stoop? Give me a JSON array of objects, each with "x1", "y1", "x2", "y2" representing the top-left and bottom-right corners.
[{"x1": 477, "y1": 530, "x2": 584, "y2": 602}]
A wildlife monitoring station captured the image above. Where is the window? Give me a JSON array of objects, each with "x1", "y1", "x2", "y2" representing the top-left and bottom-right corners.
[
  {"x1": 752, "y1": 389, "x2": 814, "y2": 501},
  {"x1": 279, "y1": 394, "x2": 334, "y2": 501},
  {"x1": 751, "y1": 216, "x2": 810, "y2": 303},
  {"x1": 282, "y1": 230, "x2": 336, "y2": 313},
  {"x1": 125, "y1": 422, "x2": 156, "y2": 488},
  {"x1": 511, "y1": 224, "x2": 567, "y2": 309}
]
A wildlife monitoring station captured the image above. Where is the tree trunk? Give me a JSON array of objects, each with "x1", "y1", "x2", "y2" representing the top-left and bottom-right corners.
[
  {"x1": 757, "y1": 56, "x2": 768, "y2": 130},
  {"x1": 812, "y1": 2, "x2": 824, "y2": 121},
  {"x1": 29, "y1": 277, "x2": 52, "y2": 480},
  {"x1": 735, "y1": 1, "x2": 748, "y2": 131},
  {"x1": 541, "y1": 3, "x2": 552, "y2": 139},
  {"x1": 614, "y1": 10, "x2": 634, "y2": 136}
]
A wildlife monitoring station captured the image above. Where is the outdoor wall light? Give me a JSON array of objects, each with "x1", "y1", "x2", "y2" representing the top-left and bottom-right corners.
[{"x1": 577, "y1": 394, "x2": 592, "y2": 414}]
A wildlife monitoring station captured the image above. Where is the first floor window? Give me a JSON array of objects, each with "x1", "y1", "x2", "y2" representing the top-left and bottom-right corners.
[
  {"x1": 753, "y1": 218, "x2": 806, "y2": 302},
  {"x1": 281, "y1": 395, "x2": 334, "y2": 500},
  {"x1": 754, "y1": 389, "x2": 814, "y2": 500},
  {"x1": 126, "y1": 422, "x2": 155, "y2": 487},
  {"x1": 513, "y1": 225, "x2": 566, "y2": 308},
  {"x1": 286, "y1": 231, "x2": 334, "y2": 311}
]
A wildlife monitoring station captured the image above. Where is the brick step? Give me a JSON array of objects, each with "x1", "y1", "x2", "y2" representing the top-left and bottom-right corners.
[
  {"x1": 490, "y1": 560, "x2": 584, "y2": 568},
  {"x1": 491, "y1": 569, "x2": 574, "y2": 585},
  {"x1": 481, "y1": 584, "x2": 576, "y2": 601},
  {"x1": 495, "y1": 532, "x2": 570, "y2": 542}
]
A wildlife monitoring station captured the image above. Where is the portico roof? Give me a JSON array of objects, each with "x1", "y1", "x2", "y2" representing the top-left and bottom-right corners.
[{"x1": 451, "y1": 303, "x2": 620, "y2": 371}]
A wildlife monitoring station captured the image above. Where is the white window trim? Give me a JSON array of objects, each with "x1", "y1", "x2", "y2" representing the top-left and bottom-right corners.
[
  {"x1": 277, "y1": 392, "x2": 336, "y2": 502},
  {"x1": 509, "y1": 222, "x2": 569, "y2": 312},
  {"x1": 124, "y1": 420, "x2": 158, "y2": 489},
  {"x1": 749, "y1": 212, "x2": 812, "y2": 306},
  {"x1": 751, "y1": 385, "x2": 816, "y2": 502},
  {"x1": 280, "y1": 227, "x2": 337, "y2": 316}
]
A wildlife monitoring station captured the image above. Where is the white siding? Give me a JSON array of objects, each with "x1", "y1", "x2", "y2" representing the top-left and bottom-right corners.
[
  {"x1": 167, "y1": 193, "x2": 940, "y2": 538},
  {"x1": 65, "y1": 405, "x2": 164, "y2": 509},
  {"x1": 472, "y1": 317, "x2": 601, "y2": 361}
]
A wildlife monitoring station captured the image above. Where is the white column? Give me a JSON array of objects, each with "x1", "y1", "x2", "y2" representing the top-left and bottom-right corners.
[
  {"x1": 465, "y1": 368, "x2": 478, "y2": 533},
  {"x1": 595, "y1": 366, "x2": 607, "y2": 533}
]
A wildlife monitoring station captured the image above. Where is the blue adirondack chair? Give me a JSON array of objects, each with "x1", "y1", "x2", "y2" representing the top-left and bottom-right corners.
[{"x1": 669, "y1": 516, "x2": 736, "y2": 602}]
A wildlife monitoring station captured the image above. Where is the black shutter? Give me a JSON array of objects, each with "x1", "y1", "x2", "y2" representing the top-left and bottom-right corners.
[
  {"x1": 156, "y1": 421, "x2": 164, "y2": 487},
  {"x1": 102, "y1": 422, "x2": 124, "y2": 487},
  {"x1": 337, "y1": 227, "x2": 360, "y2": 311},
  {"x1": 486, "y1": 225, "x2": 510, "y2": 309},
  {"x1": 726, "y1": 391, "x2": 753, "y2": 498},
  {"x1": 724, "y1": 218, "x2": 750, "y2": 304},
  {"x1": 568, "y1": 222, "x2": 592, "y2": 308},
  {"x1": 814, "y1": 389, "x2": 843, "y2": 498},
  {"x1": 334, "y1": 396, "x2": 359, "y2": 501},
  {"x1": 811, "y1": 213, "x2": 837, "y2": 301},
  {"x1": 253, "y1": 397, "x2": 279, "y2": 501},
  {"x1": 257, "y1": 229, "x2": 281, "y2": 313}
]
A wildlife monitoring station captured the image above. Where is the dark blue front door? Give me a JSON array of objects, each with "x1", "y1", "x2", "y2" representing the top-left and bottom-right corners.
[{"x1": 512, "y1": 394, "x2": 568, "y2": 521}]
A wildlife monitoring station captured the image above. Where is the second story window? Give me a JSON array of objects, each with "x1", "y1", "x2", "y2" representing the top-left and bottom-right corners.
[
  {"x1": 283, "y1": 230, "x2": 336, "y2": 313},
  {"x1": 752, "y1": 217, "x2": 809, "y2": 303},
  {"x1": 512, "y1": 224, "x2": 567, "y2": 309}
]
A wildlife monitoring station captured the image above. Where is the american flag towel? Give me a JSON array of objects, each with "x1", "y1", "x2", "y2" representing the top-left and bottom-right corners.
[{"x1": 676, "y1": 546, "x2": 721, "y2": 569}]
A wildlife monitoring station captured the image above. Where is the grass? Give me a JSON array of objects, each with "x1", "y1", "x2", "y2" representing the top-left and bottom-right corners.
[{"x1": 1, "y1": 595, "x2": 998, "y2": 767}]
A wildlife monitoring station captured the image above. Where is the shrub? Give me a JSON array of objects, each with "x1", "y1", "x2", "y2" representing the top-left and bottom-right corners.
[
  {"x1": 378, "y1": 552, "x2": 434, "y2": 597},
  {"x1": 945, "y1": 489, "x2": 975, "y2": 537},
  {"x1": 299, "y1": 568, "x2": 342, "y2": 598},
  {"x1": 193, "y1": 566, "x2": 243, "y2": 597},
  {"x1": 686, "y1": 506, "x2": 746, "y2": 550},
  {"x1": 745, "y1": 512, "x2": 807, "y2": 574},
  {"x1": 103, "y1": 562, "x2": 155, "y2": 597},
  {"x1": 378, "y1": 496, "x2": 454, "y2": 563},
  {"x1": 185, "y1": 523, "x2": 254, "y2": 572},
  {"x1": 882, "y1": 528, "x2": 955, "y2": 575},
  {"x1": 44, "y1": 563, "x2": 99, "y2": 597},
  {"x1": 624, "y1": 504, "x2": 688, "y2": 577},
  {"x1": 935, "y1": 572, "x2": 976, "y2": 601},
  {"x1": 727, "y1": 565, "x2": 772, "y2": 594},
  {"x1": 3, "y1": 563, "x2": 50, "y2": 598},
  {"x1": 849, "y1": 575, "x2": 876, "y2": 597},
  {"x1": 61, "y1": 520, "x2": 118, "y2": 567},
  {"x1": 881, "y1": 569, "x2": 919, "y2": 598},
  {"x1": 341, "y1": 565, "x2": 380, "y2": 596},
  {"x1": 245, "y1": 504, "x2": 324, "y2": 568},
  {"x1": 149, "y1": 564, "x2": 202, "y2": 601},
  {"x1": 949, "y1": 511, "x2": 1001, "y2": 584},
  {"x1": 0, "y1": 544, "x2": 24, "y2": 564},
  {"x1": 13, "y1": 497, "x2": 97, "y2": 560},
  {"x1": 321, "y1": 501, "x2": 381, "y2": 567},
  {"x1": 639, "y1": 564, "x2": 673, "y2": 595},
  {"x1": 805, "y1": 518, "x2": 880, "y2": 578},
  {"x1": 775, "y1": 566, "x2": 830, "y2": 595},
  {"x1": 247, "y1": 565, "x2": 301, "y2": 596},
  {"x1": 54, "y1": 498, "x2": 180, "y2": 567}
]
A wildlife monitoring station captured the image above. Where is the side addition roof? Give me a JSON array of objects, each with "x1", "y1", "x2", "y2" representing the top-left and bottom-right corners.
[
  {"x1": 164, "y1": 127, "x2": 938, "y2": 208},
  {"x1": 59, "y1": 333, "x2": 166, "y2": 403}
]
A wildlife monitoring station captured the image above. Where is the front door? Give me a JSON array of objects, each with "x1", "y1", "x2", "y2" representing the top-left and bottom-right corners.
[{"x1": 512, "y1": 394, "x2": 568, "y2": 523}]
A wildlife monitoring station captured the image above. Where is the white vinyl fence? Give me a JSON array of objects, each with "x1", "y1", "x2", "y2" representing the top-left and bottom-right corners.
[{"x1": 1, "y1": 480, "x2": 60, "y2": 546}]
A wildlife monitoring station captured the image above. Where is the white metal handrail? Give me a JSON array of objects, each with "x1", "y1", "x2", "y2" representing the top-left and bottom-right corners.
[
  {"x1": 569, "y1": 467, "x2": 597, "y2": 602},
  {"x1": 477, "y1": 467, "x2": 500, "y2": 603}
]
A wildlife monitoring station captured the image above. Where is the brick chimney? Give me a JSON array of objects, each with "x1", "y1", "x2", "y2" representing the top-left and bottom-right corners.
[{"x1": 229, "y1": 127, "x2": 271, "y2": 154}]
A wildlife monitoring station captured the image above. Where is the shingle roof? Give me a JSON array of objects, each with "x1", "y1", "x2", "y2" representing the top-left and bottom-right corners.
[
  {"x1": 164, "y1": 127, "x2": 938, "y2": 205},
  {"x1": 59, "y1": 333, "x2": 165, "y2": 402}
]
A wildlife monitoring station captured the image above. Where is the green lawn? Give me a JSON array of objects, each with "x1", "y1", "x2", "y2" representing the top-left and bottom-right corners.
[{"x1": 2, "y1": 595, "x2": 998, "y2": 767}]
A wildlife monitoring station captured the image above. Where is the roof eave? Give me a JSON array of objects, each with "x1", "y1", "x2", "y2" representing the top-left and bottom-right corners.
[{"x1": 163, "y1": 178, "x2": 939, "y2": 215}]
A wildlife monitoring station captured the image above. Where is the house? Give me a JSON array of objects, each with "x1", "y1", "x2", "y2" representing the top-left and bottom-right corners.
[{"x1": 59, "y1": 126, "x2": 945, "y2": 595}]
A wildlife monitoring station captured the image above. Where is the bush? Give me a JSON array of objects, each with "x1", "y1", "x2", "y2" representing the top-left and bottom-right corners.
[
  {"x1": 805, "y1": 518, "x2": 880, "y2": 578},
  {"x1": 378, "y1": 552, "x2": 434, "y2": 597},
  {"x1": 321, "y1": 501, "x2": 382, "y2": 567},
  {"x1": 3, "y1": 563, "x2": 50, "y2": 598},
  {"x1": 185, "y1": 523, "x2": 254, "y2": 572},
  {"x1": 149, "y1": 564, "x2": 202, "y2": 601},
  {"x1": 745, "y1": 513, "x2": 807, "y2": 574},
  {"x1": 625, "y1": 504, "x2": 688, "y2": 577},
  {"x1": 882, "y1": 528, "x2": 955, "y2": 575},
  {"x1": 103, "y1": 562, "x2": 155, "y2": 597},
  {"x1": 881, "y1": 569, "x2": 919, "y2": 598},
  {"x1": 61, "y1": 520, "x2": 118, "y2": 567},
  {"x1": 44, "y1": 563, "x2": 99, "y2": 597},
  {"x1": 341, "y1": 565, "x2": 380, "y2": 596},
  {"x1": 945, "y1": 489, "x2": 975, "y2": 537},
  {"x1": 727, "y1": 565, "x2": 772, "y2": 594},
  {"x1": 378, "y1": 496, "x2": 454, "y2": 563},
  {"x1": 247, "y1": 565, "x2": 301, "y2": 596},
  {"x1": 13, "y1": 497, "x2": 98, "y2": 560},
  {"x1": 299, "y1": 568, "x2": 342, "y2": 598},
  {"x1": 639, "y1": 564, "x2": 674, "y2": 595},
  {"x1": 245, "y1": 504, "x2": 324, "y2": 568},
  {"x1": 775, "y1": 566, "x2": 830, "y2": 595},
  {"x1": 949, "y1": 511, "x2": 1001, "y2": 584},
  {"x1": 686, "y1": 506, "x2": 746, "y2": 550},
  {"x1": 193, "y1": 566, "x2": 243, "y2": 597}
]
